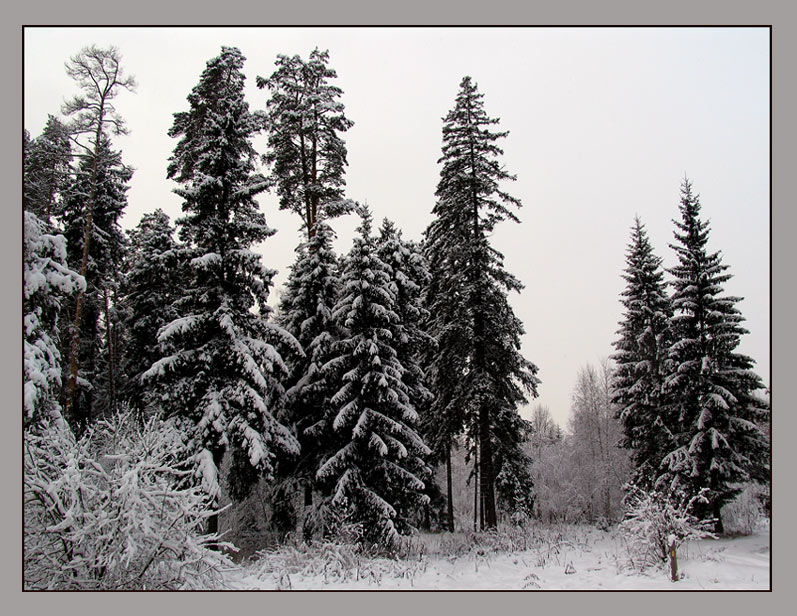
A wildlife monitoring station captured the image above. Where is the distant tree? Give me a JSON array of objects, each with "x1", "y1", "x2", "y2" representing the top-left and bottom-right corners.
[
  {"x1": 119, "y1": 209, "x2": 181, "y2": 420},
  {"x1": 145, "y1": 47, "x2": 299, "y2": 535},
  {"x1": 568, "y1": 360, "x2": 631, "y2": 522},
  {"x1": 612, "y1": 216, "x2": 674, "y2": 489},
  {"x1": 258, "y1": 48, "x2": 355, "y2": 241},
  {"x1": 316, "y1": 207, "x2": 430, "y2": 547},
  {"x1": 60, "y1": 45, "x2": 136, "y2": 424},
  {"x1": 661, "y1": 178, "x2": 769, "y2": 533},
  {"x1": 424, "y1": 76, "x2": 539, "y2": 530},
  {"x1": 530, "y1": 404, "x2": 559, "y2": 451}
]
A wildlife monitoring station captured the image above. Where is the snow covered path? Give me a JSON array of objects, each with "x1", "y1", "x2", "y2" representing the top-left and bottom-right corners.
[{"x1": 223, "y1": 524, "x2": 770, "y2": 590}]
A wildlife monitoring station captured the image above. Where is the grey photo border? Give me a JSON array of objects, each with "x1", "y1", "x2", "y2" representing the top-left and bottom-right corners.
[{"x1": 3, "y1": 0, "x2": 790, "y2": 612}]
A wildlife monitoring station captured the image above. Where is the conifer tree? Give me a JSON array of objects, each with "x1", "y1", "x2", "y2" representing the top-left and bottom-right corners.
[
  {"x1": 274, "y1": 220, "x2": 342, "y2": 532},
  {"x1": 662, "y1": 178, "x2": 769, "y2": 532},
  {"x1": 119, "y1": 209, "x2": 181, "y2": 420},
  {"x1": 60, "y1": 45, "x2": 136, "y2": 423},
  {"x1": 59, "y1": 136, "x2": 131, "y2": 432},
  {"x1": 145, "y1": 47, "x2": 300, "y2": 534},
  {"x1": 23, "y1": 209, "x2": 85, "y2": 429},
  {"x1": 424, "y1": 76, "x2": 539, "y2": 529},
  {"x1": 612, "y1": 216, "x2": 675, "y2": 488},
  {"x1": 377, "y1": 219, "x2": 439, "y2": 526},
  {"x1": 23, "y1": 116, "x2": 72, "y2": 225},
  {"x1": 317, "y1": 207, "x2": 430, "y2": 546},
  {"x1": 258, "y1": 48, "x2": 355, "y2": 240}
]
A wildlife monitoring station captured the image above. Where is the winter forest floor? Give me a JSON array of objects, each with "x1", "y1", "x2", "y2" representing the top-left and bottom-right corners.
[{"x1": 219, "y1": 521, "x2": 770, "y2": 591}]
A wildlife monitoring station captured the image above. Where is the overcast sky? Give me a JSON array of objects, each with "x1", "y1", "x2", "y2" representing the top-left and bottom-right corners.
[{"x1": 23, "y1": 26, "x2": 770, "y2": 429}]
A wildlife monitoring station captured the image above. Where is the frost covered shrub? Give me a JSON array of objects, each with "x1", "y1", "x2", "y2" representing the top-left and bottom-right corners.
[
  {"x1": 24, "y1": 412, "x2": 233, "y2": 589},
  {"x1": 619, "y1": 486, "x2": 715, "y2": 571},
  {"x1": 721, "y1": 483, "x2": 766, "y2": 536}
]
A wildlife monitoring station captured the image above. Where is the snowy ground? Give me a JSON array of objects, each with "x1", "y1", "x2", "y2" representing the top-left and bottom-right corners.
[{"x1": 221, "y1": 522, "x2": 770, "y2": 590}]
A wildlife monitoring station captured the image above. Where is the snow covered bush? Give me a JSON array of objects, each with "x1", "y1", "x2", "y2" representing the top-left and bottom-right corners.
[
  {"x1": 24, "y1": 412, "x2": 233, "y2": 589},
  {"x1": 721, "y1": 483, "x2": 767, "y2": 536},
  {"x1": 619, "y1": 486, "x2": 715, "y2": 571}
]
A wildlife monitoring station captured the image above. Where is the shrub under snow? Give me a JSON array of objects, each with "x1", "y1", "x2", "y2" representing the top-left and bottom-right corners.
[
  {"x1": 619, "y1": 486, "x2": 715, "y2": 572},
  {"x1": 24, "y1": 412, "x2": 233, "y2": 590}
]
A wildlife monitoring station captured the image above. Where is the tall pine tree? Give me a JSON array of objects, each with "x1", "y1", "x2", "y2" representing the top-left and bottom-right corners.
[
  {"x1": 612, "y1": 216, "x2": 675, "y2": 489},
  {"x1": 258, "y1": 48, "x2": 355, "y2": 240},
  {"x1": 424, "y1": 76, "x2": 539, "y2": 530},
  {"x1": 59, "y1": 135, "x2": 131, "y2": 432},
  {"x1": 317, "y1": 207, "x2": 430, "y2": 547},
  {"x1": 662, "y1": 178, "x2": 769, "y2": 532},
  {"x1": 60, "y1": 45, "x2": 136, "y2": 423},
  {"x1": 145, "y1": 47, "x2": 300, "y2": 533}
]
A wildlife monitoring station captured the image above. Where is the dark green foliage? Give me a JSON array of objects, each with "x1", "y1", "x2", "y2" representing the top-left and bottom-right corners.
[
  {"x1": 424, "y1": 76, "x2": 538, "y2": 528},
  {"x1": 661, "y1": 179, "x2": 769, "y2": 529},
  {"x1": 316, "y1": 208, "x2": 430, "y2": 546},
  {"x1": 119, "y1": 209, "x2": 181, "y2": 420},
  {"x1": 258, "y1": 48, "x2": 355, "y2": 239},
  {"x1": 59, "y1": 136, "x2": 131, "y2": 432},
  {"x1": 612, "y1": 216, "x2": 675, "y2": 488},
  {"x1": 23, "y1": 116, "x2": 72, "y2": 224},
  {"x1": 148, "y1": 47, "x2": 299, "y2": 507}
]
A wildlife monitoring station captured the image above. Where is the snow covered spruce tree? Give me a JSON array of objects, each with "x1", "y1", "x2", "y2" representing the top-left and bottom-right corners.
[
  {"x1": 23, "y1": 209, "x2": 85, "y2": 429},
  {"x1": 424, "y1": 76, "x2": 539, "y2": 530},
  {"x1": 59, "y1": 45, "x2": 136, "y2": 426},
  {"x1": 23, "y1": 116, "x2": 73, "y2": 225},
  {"x1": 258, "y1": 47, "x2": 355, "y2": 523},
  {"x1": 376, "y1": 219, "x2": 438, "y2": 527},
  {"x1": 612, "y1": 216, "x2": 675, "y2": 489},
  {"x1": 273, "y1": 220, "x2": 342, "y2": 532},
  {"x1": 119, "y1": 209, "x2": 181, "y2": 421},
  {"x1": 316, "y1": 207, "x2": 430, "y2": 547},
  {"x1": 145, "y1": 47, "x2": 300, "y2": 535},
  {"x1": 59, "y1": 135, "x2": 131, "y2": 432},
  {"x1": 662, "y1": 178, "x2": 769, "y2": 533},
  {"x1": 258, "y1": 47, "x2": 355, "y2": 241}
]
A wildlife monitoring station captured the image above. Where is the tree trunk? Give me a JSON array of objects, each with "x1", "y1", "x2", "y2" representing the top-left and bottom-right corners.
[
  {"x1": 104, "y1": 288, "x2": 116, "y2": 416},
  {"x1": 479, "y1": 405, "x2": 497, "y2": 529},
  {"x1": 473, "y1": 443, "x2": 479, "y2": 532},
  {"x1": 206, "y1": 448, "x2": 226, "y2": 549},
  {"x1": 713, "y1": 499, "x2": 725, "y2": 535},
  {"x1": 64, "y1": 122, "x2": 103, "y2": 425},
  {"x1": 445, "y1": 444, "x2": 455, "y2": 532}
]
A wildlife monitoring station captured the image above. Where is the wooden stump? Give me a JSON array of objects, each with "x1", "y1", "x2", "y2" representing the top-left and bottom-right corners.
[{"x1": 668, "y1": 535, "x2": 678, "y2": 582}]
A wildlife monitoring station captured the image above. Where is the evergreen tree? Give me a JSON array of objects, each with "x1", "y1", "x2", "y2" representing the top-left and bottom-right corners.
[
  {"x1": 274, "y1": 220, "x2": 342, "y2": 533},
  {"x1": 23, "y1": 210, "x2": 85, "y2": 429},
  {"x1": 612, "y1": 216, "x2": 675, "y2": 488},
  {"x1": 317, "y1": 207, "x2": 430, "y2": 547},
  {"x1": 119, "y1": 209, "x2": 181, "y2": 420},
  {"x1": 59, "y1": 135, "x2": 131, "y2": 432},
  {"x1": 376, "y1": 219, "x2": 438, "y2": 527},
  {"x1": 23, "y1": 116, "x2": 72, "y2": 225},
  {"x1": 145, "y1": 47, "x2": 300, "y2": 533},
  {"x1": 258, "y1": 47, "x2": 355, "y2": 240},
  {"x1": 60, "y1": 45, "x2": 136, "y2": 423},
  {"x1": 424, "y1": 76, "x2": 539, "y2": 529},
  {"x1": 662, "y1": 178, "x2": 769, "y2": 532}
]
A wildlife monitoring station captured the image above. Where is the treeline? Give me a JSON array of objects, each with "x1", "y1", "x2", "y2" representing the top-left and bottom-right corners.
[
  {"x1": 23, "y1": 45, "x2": 537, "y2": 554},
  {"x1": 24, "y1": 43, "x2": 769, "y2": 578}
]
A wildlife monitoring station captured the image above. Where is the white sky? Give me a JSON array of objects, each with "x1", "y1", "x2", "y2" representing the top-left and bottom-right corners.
[{"x1": 23, "y1": 26, "x2": 770, "y2": 429}]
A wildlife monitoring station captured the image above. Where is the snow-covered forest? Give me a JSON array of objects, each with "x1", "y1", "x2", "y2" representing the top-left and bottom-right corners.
[{"x1": 23, "y1": 35, "x2": 770, "y2": 590}]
